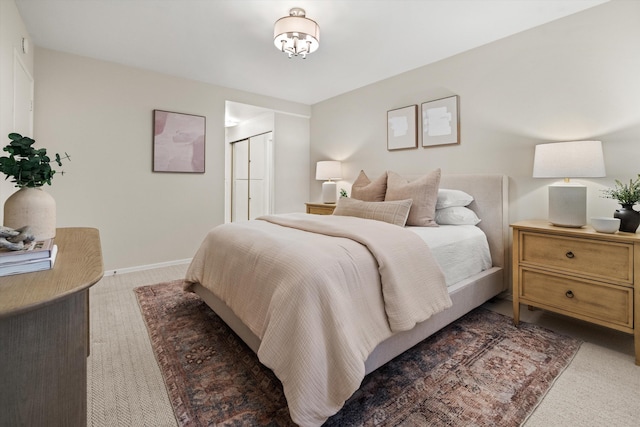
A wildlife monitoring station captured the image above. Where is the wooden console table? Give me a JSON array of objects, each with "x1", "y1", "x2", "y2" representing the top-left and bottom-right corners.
[{"x1": 0, "y1": 227, "x2": 103, "y2": 427}]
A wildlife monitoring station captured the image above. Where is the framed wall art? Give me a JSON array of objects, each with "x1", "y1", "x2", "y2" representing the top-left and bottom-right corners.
[
  {"x1": 421, "y1": 95, "x2": 459, "y2": 147},
  {"x1": 387, "y1": 105, "x2": 418, "y2": 151},
  {"x1": 153, "y1": 110, "x2": 206, "y2": 173}
]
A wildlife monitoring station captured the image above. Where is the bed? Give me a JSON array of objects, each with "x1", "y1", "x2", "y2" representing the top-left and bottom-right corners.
[{"x1": 184, "y1": 173, "x2": 509, "y2": 426}]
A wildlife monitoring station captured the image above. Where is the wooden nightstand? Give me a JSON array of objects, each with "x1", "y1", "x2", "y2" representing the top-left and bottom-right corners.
[
  {"x1": 511, "y1": 220, "x2": 639, "y2": 365},
  {"x1": 305, "y1": 202, "x2": 336, "y2": 215}
]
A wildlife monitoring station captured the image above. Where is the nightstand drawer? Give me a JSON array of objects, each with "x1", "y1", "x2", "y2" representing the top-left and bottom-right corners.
[
  {"x1": 520, "y1": 268, "x2": 633, "y2": 329},
  {"x1": 520, "y1": 232, "x2": 633, "y2": 285},
  {"x1": 306, "y1": 203, "x2": 336, "y2": 215}
]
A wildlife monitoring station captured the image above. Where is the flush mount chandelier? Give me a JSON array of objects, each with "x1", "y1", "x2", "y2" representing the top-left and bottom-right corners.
[{"x1": 273, "y1": 7, "x2": 320, "y2": 59}]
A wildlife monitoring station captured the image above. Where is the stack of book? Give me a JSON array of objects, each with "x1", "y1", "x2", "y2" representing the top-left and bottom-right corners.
[{"x1": 0, "y1": 238, "x2": 58, "y2": 277}]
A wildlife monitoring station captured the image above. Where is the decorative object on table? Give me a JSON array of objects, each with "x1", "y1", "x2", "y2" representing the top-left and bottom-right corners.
[
  {"x1": 0, "y1": 225, "x2": 35, "y2": 251},
  {"x1": 532, "y1": 140, "x2": 605, "y2": 228},
  {"x1": 387, "y1": 105, "x2": 418, "y2": 151},
  {"x1": 316, "y1": 160, "x2": 342, "y2": 203},
  {"x1": 153, "y1": 110, "x2": 205, "y2": 173},
  {"x1": 0, "y1": 133, "x2": 70, "y2": 240},
  {"x1": 339, "y1": 188, "x2": 348, "y2": 198},
  {"x1": 0, "y1": 230, "x2": 54, "y2": 263},
  {"x1": 0, "y1": 227, "x2": 57, "y2": 277},
  {"x1": 273, "y1": 7, "x2": 320, "y2": 59},
  {"x1": 421, "y1": 95, "x2": 460, "y2": 147},
  {"x1": 602, "y1": 174, "x2": 640, "y2": 233},
  {"x1": 0, "y1": 244, "x2": 58, "y2": 277},
  {"x1": 590, "y1": 217, "x2": 620, "y2": 234}
]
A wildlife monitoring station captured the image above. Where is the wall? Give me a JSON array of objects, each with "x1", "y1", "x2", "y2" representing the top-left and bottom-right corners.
[
  {"x1": 273, "y1": 112, "x2": 311, "y2": 214},
  {"x1": 34, "y1": 48, "x2": 310, "y2": 271},
  {"x1": 0, "y1": 0, "x2": 34, "y2": 211},
  {"x1": 310, "y1": 0, "x2": 640, "y2": 225}
]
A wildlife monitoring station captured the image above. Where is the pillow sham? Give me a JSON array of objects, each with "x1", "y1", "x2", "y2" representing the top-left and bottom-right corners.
[
  {"x1": 332, "y1": 197, "x2": 413, "y2": 227},
  {"x1": 384, "y1": 169, "x2": 441, "y2": 226},
  {"x1": 435, "y1": 206, "x2": 481, "y2": 225},
  {"x1": 351, "y1": 170, "x2": 387, "y2": 202},
  {"x1": 436, "y1": 189, "x2": 474, "y2": 209}
]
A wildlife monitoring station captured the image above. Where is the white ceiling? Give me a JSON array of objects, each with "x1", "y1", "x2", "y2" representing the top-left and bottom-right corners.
[{"x1": 17, "y1": 0, "x2": 607, "y2": 110}]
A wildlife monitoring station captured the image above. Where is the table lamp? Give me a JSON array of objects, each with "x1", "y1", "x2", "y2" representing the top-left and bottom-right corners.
[
  {"x1": 316, "y1": 160, "x2": 342, "y2": 203},
  {"x1": 533, "y1": 140, "x2": 605, "y2": 227}
]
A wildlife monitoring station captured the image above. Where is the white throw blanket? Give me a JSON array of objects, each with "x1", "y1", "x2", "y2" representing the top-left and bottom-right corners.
[{"x1": 185, "y1": 213, "x2": 451, "y2": 426}]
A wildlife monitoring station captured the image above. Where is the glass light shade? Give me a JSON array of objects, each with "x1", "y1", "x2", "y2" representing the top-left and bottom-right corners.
[{"x1": 316, "y1": 161, "x2": 342, "y2": 181}]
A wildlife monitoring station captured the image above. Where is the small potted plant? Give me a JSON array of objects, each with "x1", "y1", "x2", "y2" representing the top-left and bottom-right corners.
[
  {"x1": 602, "y1": 175, "x2": 640, "y2": 233},
  {"x1": 0, "y1": 133, "x2": 69, "y2": 239}
]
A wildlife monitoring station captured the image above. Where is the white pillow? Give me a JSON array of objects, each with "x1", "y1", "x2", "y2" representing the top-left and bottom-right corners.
[
  {"x1": 435, "y1": 206, "x2": 481, "y2": 225},
  {"x1": 436, "y1": 189, "x2": 474, "y2": 209}
]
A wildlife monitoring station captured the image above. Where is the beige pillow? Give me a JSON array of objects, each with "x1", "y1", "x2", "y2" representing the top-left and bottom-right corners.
[
  {"x1": 385, "y1": 169, "x2": 441, "y2": 226},
  {"x1": 351, "y1": 170, "x2": 387, "y2": 202},
  {"x1": 332, "y1": 197, "x2": 413, "y2": 227}
]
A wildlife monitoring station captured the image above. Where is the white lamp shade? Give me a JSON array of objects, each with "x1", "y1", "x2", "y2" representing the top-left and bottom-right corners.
[
  {"x1": 533, "y1": 140, "x2": 606, "y2": 228},
  {"x1": 274, "y1": 16, "x2": 320, "y2": 52},
  {"x1": 533, "y1": 140, "x2": 605, "y2": 178},
  {"x1": 316, "y1": 161, "x2": 342, "y2": 181}
]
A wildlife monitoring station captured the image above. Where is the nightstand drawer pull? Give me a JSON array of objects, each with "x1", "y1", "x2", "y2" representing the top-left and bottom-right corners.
[
  {"x1": 565, "y1": 290, "x2": 574, "y2": 298},
  {"x1": 565, "y1": 251, "x2": 575, "y2": 259}
]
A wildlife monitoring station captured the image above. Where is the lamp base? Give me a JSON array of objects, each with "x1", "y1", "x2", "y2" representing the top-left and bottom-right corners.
[
  {"x1": 548, "y1": 183, "x2": 587, "y2": 228},
  {"x1": 321, "y1": 181, "x2": 337, "y2": 204}
]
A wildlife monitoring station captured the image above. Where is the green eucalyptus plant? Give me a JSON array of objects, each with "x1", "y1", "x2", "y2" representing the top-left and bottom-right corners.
[
  {"x1": 602, "y1": 174, "x2": 640, "y2": 206},
  {"x1": 0, "y1": 133, "x2": 69, "y2": 188}
]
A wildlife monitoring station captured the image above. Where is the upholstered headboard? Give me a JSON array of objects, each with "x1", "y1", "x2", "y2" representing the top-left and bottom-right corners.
[{"x1": 438, "y1": 174, "x2": 509, "y2": 271}]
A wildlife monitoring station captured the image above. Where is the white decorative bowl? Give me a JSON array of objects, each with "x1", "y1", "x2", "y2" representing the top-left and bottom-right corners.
[{"x1": 590, "y1": 217, "x2": 620, "y2": 233}]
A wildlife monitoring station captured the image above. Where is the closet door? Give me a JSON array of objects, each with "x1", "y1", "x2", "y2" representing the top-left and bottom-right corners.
[
  {"x1": 232, "y1": 139, "x2": 249, "y2": 222},
  {"x1": 231, "y1": 132, "x2": 272, "y2": 222},
  {"x1": 248, "y1": 133, "x2": 266, "y2": 219}
]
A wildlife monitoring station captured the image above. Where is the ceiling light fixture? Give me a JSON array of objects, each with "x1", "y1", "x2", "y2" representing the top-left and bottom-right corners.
[{"x1": 273, "y1": 7, "x2": 320, "y2": 59}]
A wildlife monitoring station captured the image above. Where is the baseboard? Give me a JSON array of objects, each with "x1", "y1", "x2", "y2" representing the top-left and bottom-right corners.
[{"x1": 104, "y1": 258, "x2": 192, "y2": 276}]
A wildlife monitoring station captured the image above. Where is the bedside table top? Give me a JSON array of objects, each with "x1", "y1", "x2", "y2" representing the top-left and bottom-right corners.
[
  {"x1": 306, "y1": 202, "x2": 336, "y2": 207},
  {"x1": 511, "y1": 219, "x2": 640, "y2": 243}
]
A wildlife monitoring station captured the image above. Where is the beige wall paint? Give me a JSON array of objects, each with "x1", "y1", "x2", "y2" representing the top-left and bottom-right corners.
[
  {"x1": 34, "y1": 48, "x2": 310, "y2": 271},
  {"x1": 310, "y1": 0, "x2": 640, "y2": 225},
  {"x1": 273, "y1": 112, "x2": 311, "y2": 214},
  {"x1": 0, "y1": 0, "x2": 34, "y2": 211}
]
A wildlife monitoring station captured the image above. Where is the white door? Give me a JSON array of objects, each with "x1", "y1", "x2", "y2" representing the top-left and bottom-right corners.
[
  {"x1": 248, "y1": 133, "x2": 267, "y2": 219},
  {"x1": 231, "y1": 132, "x2": 272, "y2": 222},
  {"x1": 232, "y1": 139, "x2": 249, "y2": 222}
]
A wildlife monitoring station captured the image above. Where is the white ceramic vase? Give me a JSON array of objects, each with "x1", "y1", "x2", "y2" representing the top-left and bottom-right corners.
[{"x1": 4, "y1": 187, "x2": 56, "y2": 240}]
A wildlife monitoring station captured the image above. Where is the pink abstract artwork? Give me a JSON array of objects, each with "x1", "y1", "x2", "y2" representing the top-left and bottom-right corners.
[{"x1": 153, "y1": 110, "x2": 206, "y2": 173}]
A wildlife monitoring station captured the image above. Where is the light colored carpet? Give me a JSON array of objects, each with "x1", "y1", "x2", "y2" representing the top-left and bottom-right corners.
[{"x1": 88, "y1": 265, "x2": 640, "y2": 426}]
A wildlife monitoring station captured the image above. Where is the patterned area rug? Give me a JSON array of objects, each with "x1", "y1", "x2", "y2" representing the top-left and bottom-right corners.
[{"x1": 135, "y1": 280, "x2": 581, "y2": 426}]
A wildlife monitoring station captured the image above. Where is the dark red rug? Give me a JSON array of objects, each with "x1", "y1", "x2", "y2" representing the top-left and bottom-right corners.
[{"x1": 135, "y1": 280, "x2": 581, "y2": 426}]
